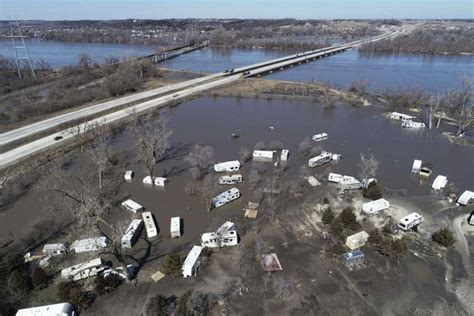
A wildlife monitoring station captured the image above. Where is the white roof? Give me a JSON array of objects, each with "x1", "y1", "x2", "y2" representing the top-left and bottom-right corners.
[
  {"x1": 458, "y1": 190, "x2": 474, "y2": 206},
  {"x1": 391, "y1": 112, "x2": 413, "y2": 119},
  {"x1": 252, "y1": 150, "x2": 275, "y2": 159},
  {"x1": 214, "y1": 160, "x2": 240, "y2": 172},
  {"x1": 312, "y1": 133, "x2": 328, "y2": 141},
  {"x1": 432, "y1": 175, "x2": 448, "y2": 190},
  {"x1": 70, "y1": 237, "x2": 108, "y2": 253},
  {"x1": 16, "y1": 303, "x2": 74, "y2": 316},
  {"x1": 362, "y1": 199, "x2": 390, "y2": 214},
  {"x1": 216, "y1": 221, "x2": 236, "y2": 234},
  {"x1": 121, "y1": 199, "x2": 143, "y2": 212},
  {"x1": 212, "y1": 188, "x2": 240, "y2": 205},
  {"x1": 142, "y1": 212, "x2": 157, "y2": 238},
  {"x1": 61, "y1": 258, "x2": 103, "y2": 278},
  {"x1": 412, "y1": 159, "x2": 422, "y2": 169},
  {"x1": 122, "y1": 219, "x2": 143, "y2": 242},
  {"x1": 309, "y1": 151, "x2": 332, "y2": 163},
  {"x1": 42, "y1": 243, "x2": 66, "y2": 252},
  {"x1": 183, "y1": 245, "x2": 202, "y2": 269},
  {"x1": 400, "y1": 212, "x2": 423, "y2": 223},
  {"x1": 170, "y1": 217, "x2": 180, "y2": 232}
]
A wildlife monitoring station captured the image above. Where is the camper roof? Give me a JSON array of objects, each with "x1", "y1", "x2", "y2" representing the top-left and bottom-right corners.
[
  {"x1": 183, "y1": 245, "x2": 202, "y2": 268},
  {"x1": 458, "y1": 190, "x2": 474, "y2": 206},
  {"x1": 16, "y1": 303, "x2": 75, "y2": 316}
]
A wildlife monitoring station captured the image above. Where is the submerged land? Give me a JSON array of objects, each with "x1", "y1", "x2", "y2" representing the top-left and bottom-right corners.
[{"x1": 0, "y1": 19, "x2": 473, "y2": 316}]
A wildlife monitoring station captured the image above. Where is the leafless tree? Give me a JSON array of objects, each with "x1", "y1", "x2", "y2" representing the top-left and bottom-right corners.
[
  {"x1": 358, "y1": 153, "x2": 379, "y2": 180},
  {"x1": 268, "y1": 140, "x2": 283, "y2": 151},
  {"x1": 132, "y1": 109, "x2": 173, "y2": 183},
  {"x1": 427, "y1": 93, "x2": 443, "y2": 129},
  {"x1": 239, "y1": 146, "x2": 252, "y2": 163},
  {"x1": 298, "y1": 137, "x2": 313, "y2": 156},
  {"x1": 449, "y1": 79, "x2": 473, "y2": 135},
  {"x1": 183, "y1": 145, "x2": 214, "y2": 180},
  {"x1": 0, "y1": 170, "x2": 9, "y2": 190},
  {"x1": 348, "y1": 79, "x2": 369, "y2": 97},
  {"x1": 322, "y1": 87, "x2": 335, "y2": 109},
  {"x1": 254, "y1": 141, "x2": 266, "y2": 150},
  {"x1": 185, "y1": 174, "x2": 218, "y2": 212}
]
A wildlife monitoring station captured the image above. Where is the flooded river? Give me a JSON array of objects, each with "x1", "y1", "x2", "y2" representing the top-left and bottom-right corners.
[{"x1": 2, "y1": 97, "x2": 473, "y2": 248}]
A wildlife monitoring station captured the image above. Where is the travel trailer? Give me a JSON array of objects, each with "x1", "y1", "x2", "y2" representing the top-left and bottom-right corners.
[
  {"x1": 61, "y1": 258, "x2": 109, "y2": 281},
  {"x1": 121, "y1": 199, "x2": 143, "y2": 213},
  {"x1": 70, "y1": 237, "x2": 108, "y2": 253},
  {"x1": 312, "y1": 133, "x2": 328, "y2": 142},
  {"x1": 280, "y1": 149, "x2": 289, "y2": 161},
  {"x1": 411, "y1": 159, "x2": 422, "y2": 174},
  {"x1": 362, "y1": 199, "x2": 390, "y2": 215},
  {"x1": 124, "y1": 170, "x2": 134, "y2": 181},
  {"x1": 182, "y1": 245, "x2": 202, "y2": 278},
  {"x1": 398, "y1": 212, "x2": 424, "y2": 231},
  {"x1": 16, "y1": 303, "x2": 75, "y2": 316},
  {"x1": 308, "y1": 151, "x2": 333, "y2": 168},
  {"x1": 214, "y1": 160, "x2": 240, "y2": 172},
  {"x1": 42, "y1": 243, "x2": 67, "y2": 256},
  {"x1": 218, "y1": 174, "x2": 243, "y2": 185},
  {"x1": 121, "y1": 219, "x2": 143, "y2": 248},
  {"x1": 201, "y1": 221, "x2": 238, "y2": 248},
  {"x1": 402, "y1": 120, "x2": 425, "y2": 128},
  {"x1": 170, "y1": 216, "x2": 181, "y2": 238},
  {"x1": 432, "y1": 175, "x2": 448, "y2": 190},
  {"x1": 252, "y1": 150, "x2": 275, "y2": 160},
  {"x1": 339, "y1": 177, "x2": 363, "y2": 190},
  {"x1": 468, "y1": 211, "x2": 474, "y2": 226},
  {"x1": 142, "y1": 212, "x2": 158, "y2": 238},
  {"x1": 390, "y1": 112, "x2": 413, "y2": 121},
  {"x1": 211, "y1": 188, "x2": 240, "y2": 208},
  {"x1": 457, "y1": 190, "x2": 473, "y2": 206},
  {"x1": 143, "y1": 176, "x2": 167, "y2": 187}
]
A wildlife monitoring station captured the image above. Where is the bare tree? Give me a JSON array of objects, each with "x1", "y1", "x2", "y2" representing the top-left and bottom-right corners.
[
  {"x1": 348, "y1": 79, "x2": 369, "y2": 97},
  {"x1": 449, "y1": 79, "x2": 473, "y2": 135},
  {"x1": 254, "y1": 141, "x2": 266, "y2": 150},
  {"x1": 183, "y1": 145, "x2": 214, "y2": 180},
  {"x1": 132, "y1": 109, "x2": 173, "y2": 183},
  {"x1": 0, "y1": 170, "x2": 9, "y2": 190},
  {"x1": 427, "y1": 93, "x2": 443, "y2": 129},
  {"x1": 185, "y1": 174, "x2": 218, "y2": 212},
  {"x1": 298, "y1": 137, "x2": 313, "y2": 156},
  {"x1": 358, "y1": 153, "x2": 379, "y2": 180},
  {"x1": 239, "y1": 146, "x2": 252, "y2": 163},
  {"x1": 322, "y1": 87, "x2": 335, "y2": 109}
]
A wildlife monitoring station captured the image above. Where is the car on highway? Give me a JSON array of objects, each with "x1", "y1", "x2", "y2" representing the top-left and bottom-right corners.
[{"x1": 53, "y1": 135, "x2": 63, "y2": 141}]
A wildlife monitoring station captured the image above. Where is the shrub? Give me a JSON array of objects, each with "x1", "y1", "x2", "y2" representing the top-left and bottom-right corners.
[
  {"x1": 329, "y1": 217, "x2": 344, "y2": 237},
  {"x1": 177, "y1": 291, "x2": 192, "y2": 316},
  {"x1": 31, "y1": 266, "x2": 49, "y2": 290},
  {"x1": 57, "y1": 281, "x2": 95, "y2": 312},
  {"x1": 327, "y1": 242, "x2": 346, "y2": 257},
  {"x1": 432, "y1": 227, "x2": 456, "y2": 247},
  {"x1": 161, "y1": 253, "x2": 184, "y2": 277},
  {"x1": 321, "y1": 208, "x2": 334, "y2": 225},
  {"x1": 94, "y1": 274, "x2": 123, "y2": 295},
  {"x1": 363, "y1": 182, "x2": 383, "y2": 200},
  {"x1": 339, "y1": 207, "x2": 360, "y2": 230},
  {"x1": 146, "y1": 294, "x2": 176, "y2": 316}
]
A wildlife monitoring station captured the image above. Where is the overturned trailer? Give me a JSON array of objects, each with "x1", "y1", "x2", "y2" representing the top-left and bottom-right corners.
[
  {"x1": 61, "y1": 258, "x2": 109, "y2": 281},
  {"x1": 211, "y1": 188, "x2": 240, "y2": 209},
  {"x1": 70, "y1": 237, "x2": 108, "y2": 253},
  {"x1": 214, "y1": 160, "x2": 240, "y2": 173},
  {"x1": 201, "y1": 221, "x2": 238, "y2": 248}
]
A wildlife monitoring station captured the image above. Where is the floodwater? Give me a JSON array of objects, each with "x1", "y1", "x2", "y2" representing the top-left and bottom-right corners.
[
  {"x1": 2, "y1": 96, "x2": 473, "y2": 249},
  {"x1": 0, "y1": 40, "x2": 156, "y2": 68}
]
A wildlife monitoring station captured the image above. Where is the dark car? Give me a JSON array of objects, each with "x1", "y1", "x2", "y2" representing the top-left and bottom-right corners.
[{"x1": 54, "y1": 135, "x2": 63, "y2": 141}]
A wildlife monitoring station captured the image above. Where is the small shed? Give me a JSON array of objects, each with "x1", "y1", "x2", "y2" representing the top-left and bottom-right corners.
[
  {"x1": 345, "y1": 231, "x2": 369, "y2": 251},
  {"x1": 243, "y1": 202, "x2": 259, "y2": 219},
  {"x1": 411, "y1": 159, "x2": 422, "y2": 174},
  {"x1": 342, "y1": 250, "x2": 365, "y2": 269}
]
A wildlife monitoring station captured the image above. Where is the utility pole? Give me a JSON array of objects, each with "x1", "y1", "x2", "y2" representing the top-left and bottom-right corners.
[{"x1": 6, "y1": 19, "x2": 36, "y2": 80}]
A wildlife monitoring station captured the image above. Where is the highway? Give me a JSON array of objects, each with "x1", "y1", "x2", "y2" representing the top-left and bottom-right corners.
[{"x1": 0, "y1": 28, "x2": 406, "y2": 170}]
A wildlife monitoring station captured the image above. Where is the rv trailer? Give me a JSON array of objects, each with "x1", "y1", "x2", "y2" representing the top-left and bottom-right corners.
[
  {"x1": 143, "y1": 176, "x2": 167, "y2": 187},
  {"x1": 61, "y1": 258, "x2": 108, "y2": 281},
  {"x1": 213, "y1": 160, "x2": 240, "y2": 173},
  {"x1": 398, "y1": 212, "x2": 424, "y2": 231},
  {"x1": 121, "y1": 219, "x2": 143, "y2": 248},
  {"x1": 211, "y1": 188, "x2": 240, "y2": 208},
  {"x1": 252, "y1": 150, "x2": 275, "y2": 160},
  {"x1": 362, "y1": 199, "x2": 390, "y2": 215},
  {"x1": 170, "y1": 216, "x2": 181, "y2": 238},
  {"x1": 142, "y1": 212, "x2": 158, "y2": 238},
  {"x1": 70, "y1": 237, "x2": 108, "y2": 253},
  {"x1": 312, "y1": 133, "x2": 328, "y2": 142},
  {"x1": 182, "y1": 245, "x2": 203, "y2": 278},
  {"x1": 280, "y1": 149, "x2": 289, "y2": 161},
  {"x1": 218, "y1": 174, "x2": 243, "y2": 185},
  {"x1": 432, "y1": 175, "x2": 448, "y2": 190},
  {"x1": 121, "y1": 199, "x2": 143, "y2": 213}
]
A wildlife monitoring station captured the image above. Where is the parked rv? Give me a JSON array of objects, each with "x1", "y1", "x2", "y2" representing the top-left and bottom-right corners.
[
  {"x1": 170, "y1": 217, "x2": 181, "y2": 238},
  {"x1": 362, "y1": 199, "x2": 390, "y2": 215},
  {"x1": 339, "y1": 177, "x2": 363, "y2": 190},
  {"x1": 398, "y1": 212, "x2": 424, "y2": 231},
  {"x1": 457, "y1": 190, "x2": 473, "y2": 206},
  {"x1": 182, "y1": 245, "x2": 202, "y2": 278},
  {"x1": 345, "y1": 231, "x2": 369, "y2": 250},
  {"x1": 308, "y1": 151, "x2": 334, "y2": 168},
  {"x1": 402, "y1": 120, "x2": 425, "y2": 128},
  {"x1": 142, "y1": 212, "x2": 158, "y2": 238},
  {"x1": 390, "y1": 112, "x2": 413, "y2": 121},
  {"x1": 201, "y1": 221, "x2": 238, "y2": 248},
  {"x1": 70, "y1": 237, "x2": 108, "y2": 253},
  {"x1": 42, "y1": 243, "x2": 67, "y2": 256},
  {"x1": 214, "y1": 160, "x2": 240, "y2": 173},
  {"x1": 16, "y1": 303, "x2": 75, "y2": 316},
  {"x1": 143, "y1": 176, "x2": 167, "y2": 187},
  {"x1": 218, "y1": 174, "x2": 243, "y2": 185},
  {"x1": 252, "y1": 150, "x2": 275, "y2": 160},
  {"x1": 121, "y1": 199, "x2": 143, "y2": 213},
  {"x1": 432, "y1": 175, "x2": 448, "y2": 190},
  {"x1": 411, "y1": 159, "x2": 422, "y2": 174},
  {"x1": 312, "y1": 132, "x2": 328, "y2": 142},
  {"x1": 280, "y1": 149, "x2": 289, "y2": 161},
  {"x1": 61, "y1": 258, "x2": 109, "y2": 281},
  {"x1": 211, "y1": 188, "x2": 240, "y2": 208},
  {"x1": 121, "y1": 219, "x2": 143, "y2": 249}
]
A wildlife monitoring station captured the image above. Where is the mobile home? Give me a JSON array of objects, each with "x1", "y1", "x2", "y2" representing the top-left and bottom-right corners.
[
  {"x1": 213, "y1": 160, "x2": 240, "y2": 173},
  {"x1": 390, "y1": 112, "x2": 413, "y2": 121},
  {"x1": 432, "y1": 175, "x2": 448, "y2": 190},
  {"x1": 121, "y1": 219, "x2": 143, "y2": 249},
  {"x1": 211, "y1": 188, "x2": 240, "y2": 208},
  {"x1": 362, "y1": 199, "x2": 390, "y2": 215},
  {"x1": 170, "y1": 216, "x2": 181, "y2": 238},
  {"x1": 42, "y1": 243, "x2": 67, "y2": 256},
  {"x1": 252, "y1": 150, "x2": 275, "y2": 160},
  {"x1": 182, "y1": 245, "x2": 203, "y2": 278},
  {"x1": 70, "y1": 237, "x2": 108, "y2": 253},
  {"x1": 280, "y1": 149, "x2": 289, "y2": 161},
  {"x1": 312, "y1": 133, "x2": 328, "y2": 142},
  {"x1": 411, "y1": 159, "x2": 422, "y2": 174},
  {"x1": 16, "y1": 303, "x2": 75, "y2": 316},
  {"x1": 308, "y1": 151, "x2": 333, "y2": 168},
  {"x1": 61, "y1": 258, "x2": 108, "y2": 281},
  {"x1": 398, "y1": 212, "x2": 424, "y2": 231},
  {"x1": 402, "y1": 120, "x2": 425, "y2": 128},
  {"x1": 218, "y1": 174, "x2": 243, "y2": 185},
  {"x1": 121, "y1": 199, "x2": 143, "y2": 213},
  {"x1": 143, "y1": 176, "x2": 167, "y2": 187},
  {"x1": 142, "y1": 212, "x2": 158, "y2": 238}
]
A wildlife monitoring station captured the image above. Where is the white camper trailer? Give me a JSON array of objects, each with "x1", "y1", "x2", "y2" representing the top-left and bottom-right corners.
[
  {"x1": 411, "y1": 159, "x2": 422, "y2": 174},
  {"x1": 362, "y1": 199, "x2": 390, "y2": 215},
  {"x1": 124, "y1": 170, "x2": 134, "y2": 181},
  {"x1": 213, "y1": 160, "x2": 240, "y2": 173},
  {"x1": 61, "y1": 258, "x2": 108, "y2": 281},
  {"x1": 121, "y1": 219, "x2": 143, "y2": 249},
  {"x1": 402, "y1": 120, "x2": 425, "y2": 128},
  {"x1": 121, "y1": 199, "x2": 143, "y2": 213},
  {"x1": 170, "y1": 216, "x2": 181, "y2": 238},
  {"x1": 211, "y1": 188, "x2": 240, "y2": 208},
  {"x1": 16, "y1": 303, "x2": 75, "y2": 316},
  {"x1": 201, "y1": 221, "x2": 238, "y2": 248},
  {"x1": 398, "y1": 212, "x2": 424, "y2": 231},
  {"x1": 70, "y1": 237, "x2": 108, "y2": 253},
  {"x1": 457, "y1": 190, "x2": 474, "y2": 206},
  {"x1": 390, "y1": 112, "x2": 413, "y2": 121},
  {"x1": 345, "y1": 231, "x2": 369, "y2": 251},
  {"x1": 218, "y1": 174, "x2": 243, "y2": 185},
  {"x1": 339, "y1": 177, "x2": 363, "y2": 190},
  {"x1": 308, "y1": 151, "x2": 333, "y2": 168},
  {"x1": 252, "y1": 150, "x2": 275, "y2": 160},
  {"x1": 312, "y1": 133, "x2": 328, "y2": 142},
  {"x1": 182, "y1": 245, "x2": 202, "y2": 278},
  {"x1": 42, "y1": 243, "x2": 67, "y2": 256},
  {"x1": 432, "y1": 175, "x2": 448, "y2": 190},
  {"x1": 143, "y1": 176, "x2": 167, "y2": 187},
  {"x1": 280, "y1": 149, "x2": 289, "y2": 161},
  {"x1": 142, "y1": 212, "x2": 158, "y2": 238}
]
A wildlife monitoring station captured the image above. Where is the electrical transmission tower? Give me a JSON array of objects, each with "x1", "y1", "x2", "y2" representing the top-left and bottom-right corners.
[{"x1": 7, "y1": 19, "x2": 36, "y2": 80}]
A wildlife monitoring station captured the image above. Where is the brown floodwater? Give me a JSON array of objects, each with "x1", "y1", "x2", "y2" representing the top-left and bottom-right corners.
[{"x1": 2, "y1": 96, "x2": 473, "y2": 250}]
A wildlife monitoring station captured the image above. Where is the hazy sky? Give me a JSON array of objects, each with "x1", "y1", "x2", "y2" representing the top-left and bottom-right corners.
[{"x1": 0, "y1": 0, "x2": 472, "y2": 20}]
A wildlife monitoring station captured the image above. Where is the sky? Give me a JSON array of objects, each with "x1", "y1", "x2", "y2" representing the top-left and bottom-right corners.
[{"x1": 0, "y1": 0, "x2": 472, "y2": 20}]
